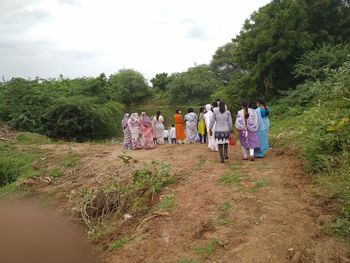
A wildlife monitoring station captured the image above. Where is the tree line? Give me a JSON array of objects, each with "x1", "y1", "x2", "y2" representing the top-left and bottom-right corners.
[
  {"x1": 151, "y1": 0, "x2": 350, "y2": 107},
  {"x1": 0, "y1": 70, "x2": 150, "y2": 141},
  {"x1": 1, "y1": 0, "x2": 349, "y2": 142}
]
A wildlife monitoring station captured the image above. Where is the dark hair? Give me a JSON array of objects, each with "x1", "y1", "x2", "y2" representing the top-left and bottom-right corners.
[
  {"x1": 175, "y1": 109, "x2": 180, "y2": 114},
  {"x1": 156, "y1": 111, "x2": 161, "y2": 121},
  {"x1": 212, "y1": 101, "x2": 218, "y2": 108},
  {"x1": 171, "y1": 124, "x2": 174, "y2": 127},
  {"x1": 215, "y1": 98, "x2": 221, "y2": 102},
  {"x1": 257, "y1": 98, "x2": 269, "y2": 116},
  {"x1": 199, "y1": 107, "x2": 205, "y2": 113},
  {"x1": 241, "y1": 100, "x2": 250, "y2": 119},
  {"x1": 188, "y1": 107, "x2": 194, "y2": 113},
  {"x1": 219, "y1": 101, "x2": 226, "y2": 114}
]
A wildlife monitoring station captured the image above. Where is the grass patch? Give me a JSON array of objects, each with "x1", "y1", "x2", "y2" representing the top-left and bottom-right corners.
[
  {"x1": 211, "y1": 202, "x2": 234, "y2": 226},
  {"x1": 316, "y1": 170, "x2": 350, "y2": 239},
  {"x1": 155, "y1": 194, "x2": 175, "y2": 212},
  {"x1": 49, "y1": 167, "x2": 63, "y2": 178},
  {"x1": 254, "y1": 178, "x2": 269, "y2": 189},
  {"x1": 47, "y1": 154, "x2": 80, "y2": 179},
  {"x1": 16, "y1": 132, "x2": 51, "y2": 144},
  {"x1": 61, "y1": 154, "x2": 79, "y2": 168},
  {"x1": 108, "y1": 237, "x2": 131, "y2": 251},
  {"x1": 0, "y1": 142, "x2": 43, "y2": 195},
  {"x1": 221, "y1": 202, "x2": 233, "y2": 212},
  {"x1": 218, "y1": 171, "x2": 245, "y2": 187},
  {"x1": 254, "y1": 161, "x2": 269, "y2": 172},
  {"x1": 194, "y1": 239, "x2": 220, "y2": 258}
]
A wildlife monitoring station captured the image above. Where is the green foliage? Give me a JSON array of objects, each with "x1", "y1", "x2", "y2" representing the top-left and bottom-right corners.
[
  {"x1": 132, "y1": 161, "x2": 174, "y2": 194},
  {"x1": 70, "y1": 161, "x2": 175, "y2": 230},
  {"x1": 0, "y1": 70, "x2": 151, "y2": 141},
  {"x1": 294, "y1": 43, "x2": 350, "y2": 81},
  {"x1": 218, "y1": 171, "x2": 244, "y2": 187},
  {"x1": 194, "y1": 239, "x2": 220, "y2": 258},
  {"x1": 150, "y1": 73, "x2": 173, "y2": 91},
  {"x1": 42, "y1": 97, "x2": 123, "y2": 141},
  {"x1": 212, "y1": 73, "x2": 256, "y2": 112},
  {"x1": 210, "y1": 42, "x2": 239, "y2": 85},
  {"x1": 254, "y1": 178, "x2": 269, "y2": 189},
  {"x1": 0, "y1": 142, "x2": 42, "y2": 188},
  {"x1": 108, "y1": 69, "x2": 151, "y2": 104},
  {"x1": 220, "y1": 202, "x2": 233, "y2": 212},
  {"x1": 167, "y1": 65, "x2": 220, "y2": 105},
  {"x1": 108, "y1": 237, "x2": 131, "y2": 251},
  {"x1": 155, "y1": 194, "x2": 175, "y2": 212},
  {"x1": 212, "y1": 0, "x2": 350, "y2": 104},
  {"x1": 272, "y1": 60, "x2": 350, "y2": 239},
  {"x1": 274, "y1": 61, "x2": 350, "y2": 172}
]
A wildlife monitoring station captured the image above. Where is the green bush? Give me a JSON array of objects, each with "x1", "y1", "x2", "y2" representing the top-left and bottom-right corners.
[
  {"x1": 0, "y1": 158, "x2": 19, "y2": 186},
  {"x1": 167, "y1": 65, "x2": 220, "y2": 105},
  {"x1": 294, "y1": 43, "x2": 350, "y2": 81},
  {"x1": 0, "y1": 142, "x2": 42, "y2": 188},
  {"x1": 42, "y1": 97, "x2": 123, "y2": 141}
]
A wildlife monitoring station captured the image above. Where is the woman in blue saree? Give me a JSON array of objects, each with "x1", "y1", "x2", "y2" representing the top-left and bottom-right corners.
[{"x1": 255, "y1": 98, "x2": 270, "y2": 158}]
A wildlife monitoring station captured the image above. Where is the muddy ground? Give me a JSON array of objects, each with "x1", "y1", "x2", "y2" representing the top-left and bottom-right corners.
[{"x1": 26, "y1": 142, "x2": 349, "y2": 263}]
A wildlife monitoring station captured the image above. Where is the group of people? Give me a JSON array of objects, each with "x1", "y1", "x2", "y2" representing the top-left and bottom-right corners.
[{"x1": 121, "y1": 98, "x2": 270, "y2": 163}]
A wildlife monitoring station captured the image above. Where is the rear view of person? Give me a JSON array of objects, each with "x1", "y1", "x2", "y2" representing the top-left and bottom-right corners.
[
  {"x1": 170, "y1": 125, "x2": 176, "y2": 144},
  {"x1": 152, "y1": 111, "x2": 165, "y2": 144},
  {"x1": 127, "y1": 113, "x2": 142, "y2": 150},
  {"x1": 173, "y1": 109, "x2": 186, "y2": 144},
  {"x1": 255, "y1": 98, "x2": 270, "y2": 158},
  {"x1": 184, "y1": 108, "x2": 198, "y2": 143},
  {"x1": 140, "y1": 112, "x2": 155, "y2": 150},
  {"x1": 236, "y1": 100, "x2": 259, "y2": 161},
  {"x1": 204, "y1": 104, "x2": 217, "y2": 151},
  {"x1": 121, "y1": 113, "x2": 132, "y2": 150},
  {"x1": 198, "y1": 107, "x2": 207, "y2": 143},
  {"x1": 209, "y1": 101, "x2": 233, "y2": 163}
]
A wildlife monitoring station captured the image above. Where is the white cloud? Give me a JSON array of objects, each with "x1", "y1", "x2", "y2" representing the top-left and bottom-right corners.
[{"x1": 0, "y1": 0, "x2": 271, "y2": 81}]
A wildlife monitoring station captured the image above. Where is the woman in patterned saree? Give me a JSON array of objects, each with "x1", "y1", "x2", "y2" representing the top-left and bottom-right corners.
[
  {"x1": 152, "y1": 111, "x2": 165, "y2": 144},
  {"x1": 184, "y1": 108, "x2": 198, "y2": 143},
  {"x1": 140, "y1": 112, "x2": 156, "y2": 149},
  {"x1": 121, "y1": 113, "x2": 132, "y2": 150},
  {"x1": 127, "y1": 113, "x2": 142, "y2": 150},
  {"x1": 235, "y1": 100, "x2": 260, "y2": 161}
]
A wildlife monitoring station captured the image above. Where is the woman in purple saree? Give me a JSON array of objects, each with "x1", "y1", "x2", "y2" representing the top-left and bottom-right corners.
[{"x1": 235, "y1": 100, "x2": 260, "y2": 161}]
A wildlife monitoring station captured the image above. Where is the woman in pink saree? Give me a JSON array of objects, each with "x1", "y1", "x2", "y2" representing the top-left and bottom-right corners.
[{"x1": 140, "y1": 112, "x2": 156, "y2": 149}]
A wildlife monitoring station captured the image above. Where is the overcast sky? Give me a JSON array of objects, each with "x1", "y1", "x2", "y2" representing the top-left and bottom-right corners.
[{"x1": 0, "y1": 0, "x2": 270, "y2": 81}]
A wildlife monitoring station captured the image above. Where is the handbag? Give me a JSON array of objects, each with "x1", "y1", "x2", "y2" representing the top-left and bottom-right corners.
[{"x1": 229, "y1": 134, "x2": 236, "y2": 146}]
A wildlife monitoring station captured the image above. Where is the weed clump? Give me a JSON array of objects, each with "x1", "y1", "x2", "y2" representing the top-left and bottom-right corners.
[{"x1": 69, "y1": 161, "x2": 174, "y2": 231}]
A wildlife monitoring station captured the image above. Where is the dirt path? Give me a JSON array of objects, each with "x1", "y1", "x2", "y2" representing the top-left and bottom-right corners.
[{"x1": 37, "y1": 143, "x2": 349, "y2": 262}]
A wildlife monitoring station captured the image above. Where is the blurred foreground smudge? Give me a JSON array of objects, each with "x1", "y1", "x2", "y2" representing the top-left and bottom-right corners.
[{"x1": 0, "y1": 201, "x2": 98, "y2": 263}]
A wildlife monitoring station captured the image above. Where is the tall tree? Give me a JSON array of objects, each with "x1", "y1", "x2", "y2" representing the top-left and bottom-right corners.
[
  {"x1": 108, "y1": 69, "x2": 150, "y2": 104},
  {"x1": 150, "y1": 73, "x2": 172, "y2": 90},
  {"x1": 210, "y1": 42, "x2": 239, "y2": 85},
  {"x1": 167, "y1": 65, "x2": 220, "y2": 105}
]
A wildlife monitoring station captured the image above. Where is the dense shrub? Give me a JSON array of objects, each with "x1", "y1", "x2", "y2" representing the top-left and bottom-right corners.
[
  {"x1": 0, "y1": 158, "x2": 18, "y2": 186},
  {"x1": 0, "y1": 70, "x2": 150, "y2": 141},
  {"x1": 42, "y1": 97, "x2": 123, "y2": 141},
  {"x1": 167, "y1": 65, "x2": 220, "y2": 105},
  {"x1": 274, "y1": 61, "x2": 350, "y2": 173},
  {"x1": 108, "y1": 69, "x2": 151, "y2": 104},
  {"x1": 294, "y1": 43, "x2": 350, "y2": 81}
]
